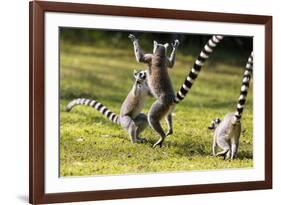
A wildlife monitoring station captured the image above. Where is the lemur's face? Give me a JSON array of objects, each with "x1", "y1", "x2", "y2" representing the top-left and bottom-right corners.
[
  {"x1": 153, "y1": 41, "x2": 169, "y2": 56},
  {"x1": 208, "y1": 118, "x2": 221, "y2": 130},
  {"x1": 133, "y1": 70, "x2": 147, "y2": 84}
]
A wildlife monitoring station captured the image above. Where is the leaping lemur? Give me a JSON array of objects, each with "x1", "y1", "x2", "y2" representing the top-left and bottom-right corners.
[
  {"x1": 66, "y1": 70, "x2": 150, "y2": 143},
  {"x1": 208, "y1": 52, "x2": 253, "y2": 160},
  {"x1": 129, "y1": 34, "x2": 224, "y2": 147}
]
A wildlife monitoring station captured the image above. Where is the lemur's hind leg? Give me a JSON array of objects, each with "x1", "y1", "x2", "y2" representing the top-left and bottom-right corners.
[
  {"x1": 212, "y1": 138, "x2": 218, "y2": 156},
  {"x1": 133, "y1": 113, "x2": 148, "y2": 143},
  {"x1": 230, "y1": 141, "x2": 239, "y2": 160},
  {"x1": 119, "y1": 116, "x2": 138, "y2": 143},
  {"x1": 216, "y1": 139, "x2": 231, "y2": 159},
  {"x1": 165, "y1": 104, "x2": 175, "y2": 136},
  {"x1": 165, "y1": 113, "x2": 173, "y2": 136},
  {"x1": 148, "y1": 100, "x2": 170, "y2": 148},
  {"x1": 216, "y1": 148, "x2": 230, "y2": 160},
  {"x1": 226, "y1": 150, "x2": 231, "y2": 159}
]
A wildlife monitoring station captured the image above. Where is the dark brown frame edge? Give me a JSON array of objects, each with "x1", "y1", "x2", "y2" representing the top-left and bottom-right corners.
[{"x1": 29, "y1": 1, "x2": 272, "y2": 204}]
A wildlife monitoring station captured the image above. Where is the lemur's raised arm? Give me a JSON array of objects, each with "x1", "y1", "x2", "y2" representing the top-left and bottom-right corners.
[
  {"x1": 129, "y1": 34, "x2": 152, "y2": 63},
  {"x1": 167, "y1": 40, "x2": 180, "y2": 68}
]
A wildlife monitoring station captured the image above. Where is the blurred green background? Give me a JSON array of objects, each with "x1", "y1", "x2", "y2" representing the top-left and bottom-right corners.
[{"x1": 59, "y1": 28, "x2": 253, "y2": 176}]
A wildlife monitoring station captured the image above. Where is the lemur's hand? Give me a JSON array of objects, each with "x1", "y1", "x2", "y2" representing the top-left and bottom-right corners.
[
  {"x1": 128, "y1": 34, "x2": 137, "y2": 41},
  {"x1": 172, "y1": 39, "x2": 180, "y2": 48}
]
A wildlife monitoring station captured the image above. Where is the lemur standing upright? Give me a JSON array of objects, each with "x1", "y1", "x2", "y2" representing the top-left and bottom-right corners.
[
  {"x1": 129, "y1": 34, "x2": 224, "y2": 147},
  {"x1": 66, "y1": 70, "x2": 150, "y2": 143},
  {"x1": 129, "y1": 34, "x2": 179, "y2": 147},
  {"x1": 208, "y1": 52, "x2": 253, "y2": 160}
]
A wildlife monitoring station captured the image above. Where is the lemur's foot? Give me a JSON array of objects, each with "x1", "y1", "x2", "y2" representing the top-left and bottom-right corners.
[
  {"x1": 166, "y1": 130, "x2": 173, "y2": 136},
  {"x1": 215, "y1": 153, "x2": 223, "y2": 157},
  {"x1": 130, "y1": 137, "x2": 138, "y2": 144},
  {"x1": 172, "y1": 39, "x2": 180, "y2": 48},
  {"x1": 153, "y1": 139, "x2": 163, "y2": 148},
  {"x1": 216, "y1": 152, "x2": 229, "y2": 160},
  {"x1": 128, "y1": 34, "x2": 137, "y2": 41},
  {"x1": 137, "y1": 137, "x2": 147, "y2": 143}
]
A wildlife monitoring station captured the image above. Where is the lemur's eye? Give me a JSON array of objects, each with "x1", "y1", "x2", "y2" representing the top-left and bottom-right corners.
[
  {"x1": 141, "y1": 72, "x2": 146, "y2": 79},
  {"x1": 214, "y1": 118, "x2": 220, "y2": 123}
]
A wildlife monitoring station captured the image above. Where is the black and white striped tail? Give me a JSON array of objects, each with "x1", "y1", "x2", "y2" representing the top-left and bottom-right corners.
[
  {"x1": 65, "y1": 98, "x2": 120, "y2": 124},
  {"x1": 233, "y1": 52, "x2": 253, "y2": 122},
  {"x1": 174, "y1": 35, "x2": 224, "y2": 103}
]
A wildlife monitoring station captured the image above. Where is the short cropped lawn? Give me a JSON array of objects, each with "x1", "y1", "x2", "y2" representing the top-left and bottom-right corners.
[{"x1": 60, "y1": 41, "x2": 253, "y2": 176}]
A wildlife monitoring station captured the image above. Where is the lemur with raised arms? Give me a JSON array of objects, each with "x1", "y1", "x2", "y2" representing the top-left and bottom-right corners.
[
  {"x1": 66, "y1": 70, "x2": 150, "y2": 143},
  {"x1": 208, "y1": 52, "x2": 253, "y2": 160},
  {"x1": 129, "y1": 34, "x2": 224, "y2": 147}
]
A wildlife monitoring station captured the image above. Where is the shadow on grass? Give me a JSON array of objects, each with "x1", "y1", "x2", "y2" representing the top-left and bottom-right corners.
[
  {"x1": 236, "y1": 150, "x2": 253, "y2": 160},
  {"x1": 171, "y1": 142, "x2": 209, "y2": 156},
  {"x1": 161, "y1": 138, "x2": 253, "y2": 160}
]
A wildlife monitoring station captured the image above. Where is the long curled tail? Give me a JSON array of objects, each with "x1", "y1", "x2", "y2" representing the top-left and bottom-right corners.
[
  {"x1": 65, "y1": 98, "x2": 120, "y2": 124},
  {"x1": 233, "y1": 52, "x2": 253, "y2": 123},
  {"x1": 174, "y1": 35, "x2": 224, "y2": 103}
]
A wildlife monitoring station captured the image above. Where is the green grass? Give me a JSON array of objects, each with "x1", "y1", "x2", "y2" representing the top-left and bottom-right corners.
[{"x1": 60, "y1": 41, "x2": 253, "y2": 176}]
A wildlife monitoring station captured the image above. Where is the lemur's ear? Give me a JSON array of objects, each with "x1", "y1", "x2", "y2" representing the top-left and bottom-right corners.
[
  {"x1": 153, "y1": 40, "x2": 158, "y2": 47},
  {"x1": 208, "y1": 120, "x2": 214, "y2": 130},
  {"x1": 153, "y1": 41, "x2": 158, "y2": 53},
  {"x1": 164, "y1": 43, "x2": 169, "y2": 49},
  {"x1": 133, "y1": 69, "x2": 138, "y2": 77},
  {"x1": 208, "y1": 124, "x2": 215, "y2": 130}
]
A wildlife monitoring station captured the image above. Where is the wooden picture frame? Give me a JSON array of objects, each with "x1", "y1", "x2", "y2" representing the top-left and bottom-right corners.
[{"x1": 29, "y1": 1, "x2": 272, "y2": 204}]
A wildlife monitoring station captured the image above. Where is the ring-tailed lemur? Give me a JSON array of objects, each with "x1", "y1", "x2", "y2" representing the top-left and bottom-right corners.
[
  {"x1": 66, "y1": 70, "x2": 150, "y2": 143},
  {"x1": 208, "y1": 52, "x2": 253, "y2": 160},
  {"x1": 129, "y1": 34, "x2": 223, "y2": 147}
]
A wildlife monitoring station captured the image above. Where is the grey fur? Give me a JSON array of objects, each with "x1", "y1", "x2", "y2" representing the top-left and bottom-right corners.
[
  {"x1": 209, "y1": 113, "x2": 241, "y2": 160},
  {"x1": 208, "y1": 52, "x2": 253, "y2": 160},
  {"x1": 129, "y1": 34, "x2": 224, "y2": 147},
  {"x1": 129, "y1": 34, "x2": 179, "y2": 147},
  {"x1": 66, "y1": 70, "x2": 150, "y2": 143}
]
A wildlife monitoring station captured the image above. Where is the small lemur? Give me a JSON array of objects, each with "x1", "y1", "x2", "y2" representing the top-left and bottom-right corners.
[
  {"x1": 208, "y1": 52, "x2": 253, "y2": 160},
  {"x1": 65, "y1": 70, "x2": 150, "y2": 143},
  {"x1": 129, "y1": 34, "x2": 224, "y2": 147}
]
